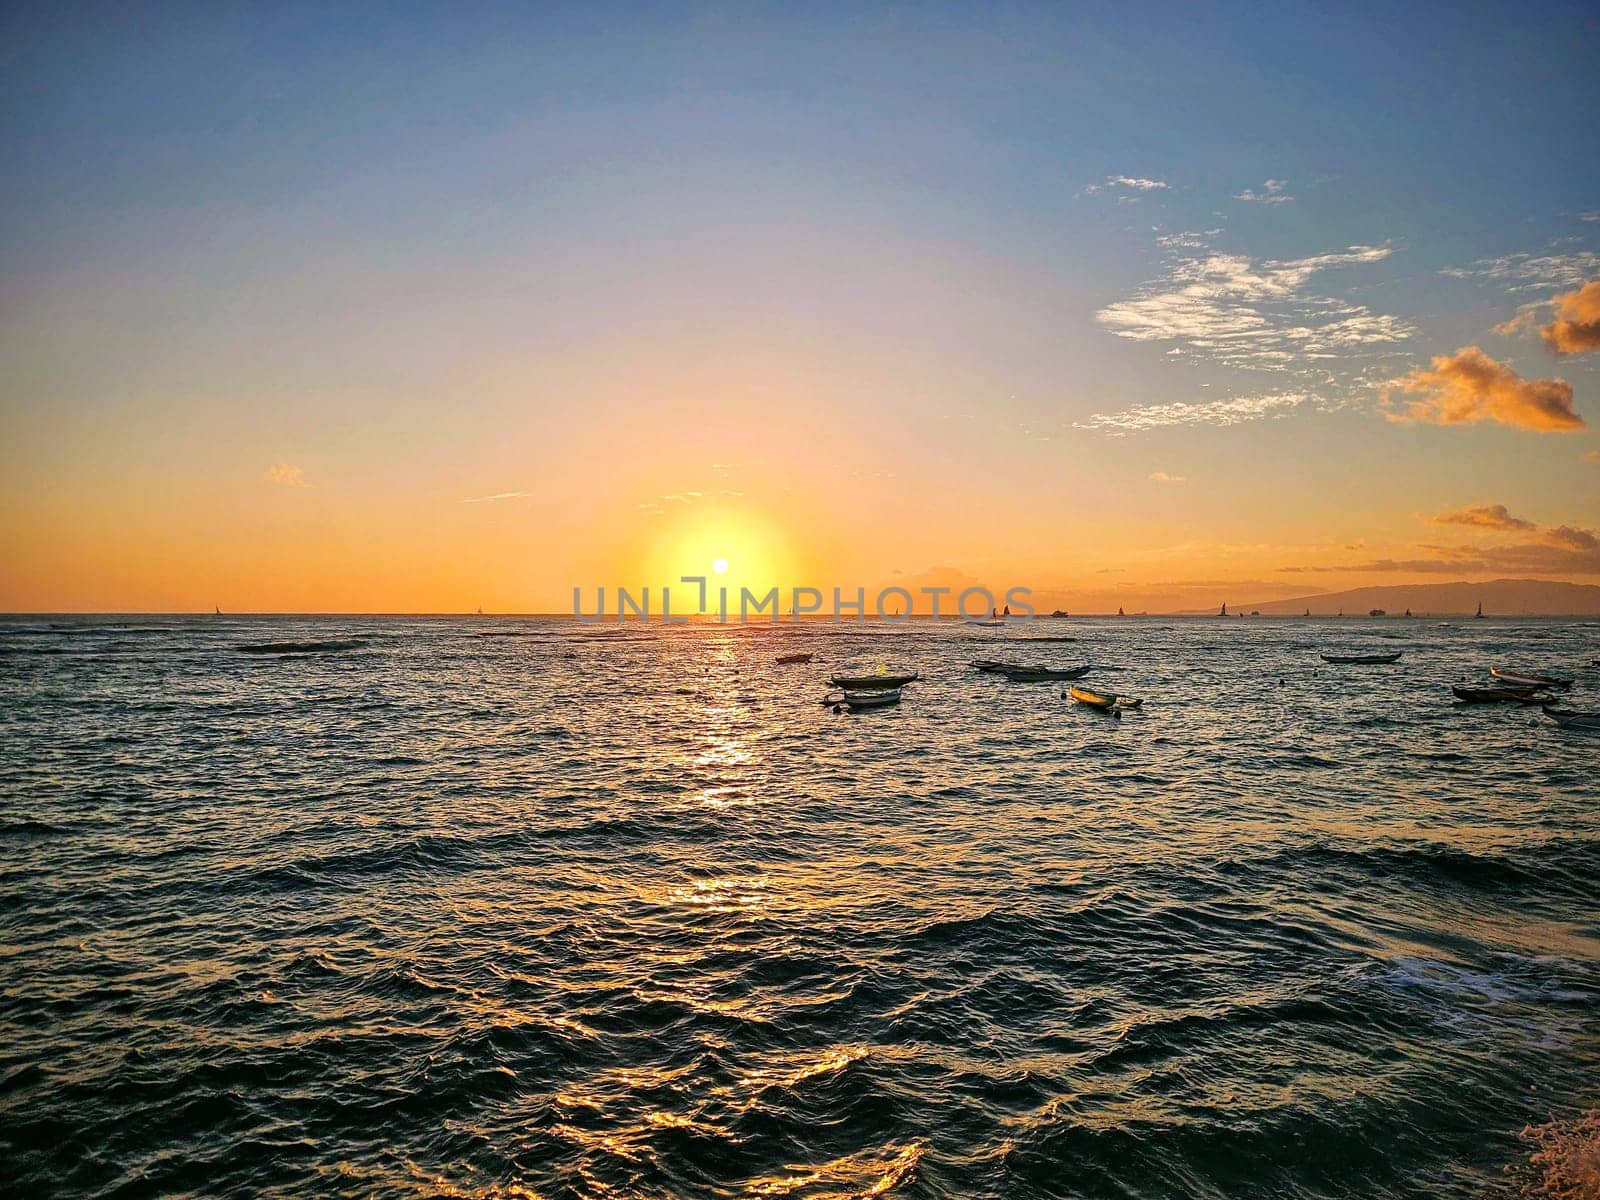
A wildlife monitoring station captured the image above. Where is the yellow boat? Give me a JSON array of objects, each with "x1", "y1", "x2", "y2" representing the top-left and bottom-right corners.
[{"x1": 1068, "y1": 685, "x2": 1141, "y2": 710}]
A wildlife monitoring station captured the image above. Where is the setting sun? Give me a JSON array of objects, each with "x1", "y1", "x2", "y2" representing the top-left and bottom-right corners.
[{"x1": 712, "y1": 558, "x2": 729, "y2": 575}]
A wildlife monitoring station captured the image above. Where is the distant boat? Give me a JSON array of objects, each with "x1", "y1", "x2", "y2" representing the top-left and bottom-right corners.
[
  {"x1": 1049, "y1": 609, "x2": 1070, "y2": 618},
  {"x1": 1117, "y1": 606, "x2": 1126, "y2": 617},
  {"x1": 1321, "y1": 651, "x2": 1403, "y2": 664},
  {"x1": 1068, "y1": 684, "x2": 1141, "y2": 710},
  {"x1": 1303, "y1": 608, "x2": 1310, "y2": 618},
  {"x1": 775, "y1": 652, "x2": 813, "y2": 665},
  {"x1": 1475, "y1": 601, "x2": 1484, "y2": 618},
  {"x1": 828, "y1": 686, "x2": 903, "y2": 710},
  {"x1": 1403, "y1": 609, "x2": 1412, "y2": 618},
  {"x1": 1369, "y1": 608, "x2": 1386, "y2": 617},
  {"x1": 828, "y1": 672, "x2": 918, "y2": 689},
  {"x1": 966, "y1": 618, "x2": 1006, "y2": 627},
  {"x1": 1219, "y1": 602, "x2": 1228, "y2": 617},
  {"x1": 996, "y1": 664, "x2": 1091, "y2": 682},
  {"x1": 1452, "y1": 684, "x2": 1549, "y2": 704},
  {"x1": 1542, "y1": 708, "x2": 1600, "y2": 733},
  {"x1": 1490, "y1": 667, "x2": 1573, "y2": 690},
  {"x1": 214, "y1": 605, "x2": 221, "y2": 615},
  {"x1": 971, "y1": 658, "x2": 1022, "y2": 672}
]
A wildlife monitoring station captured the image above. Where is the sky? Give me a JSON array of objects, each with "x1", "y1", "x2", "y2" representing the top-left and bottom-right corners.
[{"x1": 2, "y1": 2, "x2": 1598, "y2": 613}]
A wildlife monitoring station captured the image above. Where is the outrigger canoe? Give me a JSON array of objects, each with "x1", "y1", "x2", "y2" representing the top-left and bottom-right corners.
[
  {"x1": 998, "y1": 664, "x2": 1091, "y2": 682},
  {"x1": 1320, "y1": 652, "x2": 1403, "y2": 664},
  {"x1": 1450, "y1": 684, "x2": 1550, "y2": 704},
  {"x1": 1542, "y1": 707, "x2": 1600, "y2": 733},
  {"x1": 828, "y1": 672, "x2": 918, "y2": 689},
  {"x1": 1490, "y1": 667, "x2": 1573, "y2": 690},
  {"x1": 826, "y1": 687, "x2": 903, "y2": 710},
  {"x1": 775, "y1": 652, "x2": 813, "y2": 665},
  {"x1": 971, "y1": 659, "x2": 1023, "y2": 673},
  {"x1": 1068, "y1": 684, "x2": 1142, "y2": 710}
]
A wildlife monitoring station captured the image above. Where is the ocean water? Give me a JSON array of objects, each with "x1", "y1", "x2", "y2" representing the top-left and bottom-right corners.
[{"x1": 1, "y1": 615, "x2": 1597, "y2": 1199}]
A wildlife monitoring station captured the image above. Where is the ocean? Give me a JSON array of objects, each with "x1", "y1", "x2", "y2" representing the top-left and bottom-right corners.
[{"x1": 2, "y1": 615, "x2": 1597, "y2": 1198}]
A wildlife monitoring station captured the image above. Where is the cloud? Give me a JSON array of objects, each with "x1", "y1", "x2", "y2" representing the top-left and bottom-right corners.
[
  {"x1": 1431, "y1": 503, "x2": 1536, "y2": 533},
  {"x1": 1584, "y1": 450, "x2": 1600, "y2": 465},
  {"x1": 264, "y1": 462, "x2": 312, "y2": 487},
  {"x1": 462, "y1": 490, "x2": 532, "y2": 503},
  {"x1": 1339, "y1": 505, "x2": 1600, "y2": 575},
  {"x1": 1075, "y1": 391, "x2": 1312, "y2": 434},
  {"x1": 1539, "y1": 280, "x2": 1600, "y2": 355},
  {"x1": 1082, "y1": 175, "x2": 1169, "y2": 196},
  {"x1": 1492, "y1": 306, "x2": 1540, "y2": 336},
  {"x1": 1149, "y1": 471, "x2": 1187, "y2": 483},
  {"x1": 1442, "y1": 250, "x2": 1600, "y2": 292},
  {"x1": 1096, "y1": 245, "x2": 1411, "y2": 369},
  {"x1": 1233, "y1": 179, "x2": 1292, "y2": 204},
  {"x1": 1382, "y1": 346, "x2": 1583, "y2": 432}
]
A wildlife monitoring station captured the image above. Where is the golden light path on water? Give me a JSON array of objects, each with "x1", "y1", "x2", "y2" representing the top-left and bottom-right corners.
[{"x1": 0, "y1": 614, "x2": 1597, "y2": 1198}]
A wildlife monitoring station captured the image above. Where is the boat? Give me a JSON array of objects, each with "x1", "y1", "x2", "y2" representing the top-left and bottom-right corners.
[
  {"x1": 971, "y1": 659, "x2": 1022, "y2": 673},
  {"x1": 1475, "y1": 601, "x2": 1484, "y2": 619},
  {"x1": 1067, "y1": 684, "x2": 1141, "y2": 709},
  {"x1": 1048, "y1": 609, "x2": 1069, "y2": 618},
  {"x1": 1368, "y1": 608, "x2": 1386, "y2": 617},
  {"x1": 1218, "y1": 602, "x2": 1228, "y2": 617},
  {"x1": 1451, "y1": 684, "x2": 1550, "y2": 704},
  {"x1": 828, "y1": 672, "x2": 918, "y2": 689},
  {"x1": 775, "y1": 652, "x2": 813, "y2": 665},
  {"x1": 1320, "y1": 652, "x2": 1403, "y2": 664},
  {"x1": 1490, "y1": 667, "x2": 1573, "y2": 690},
  {"x1": 996, "y1": 664, "x2": 1090, "y2": 682},
  {"x1": 966, "y1": 618, "x2": 1006, "y2": 627},
  {"x1": 827, "y1": 686, "x2": 902, "y2": 710},
  {"x1": 1542, "y1": 707, "x2": 1600, "y2": 733}
]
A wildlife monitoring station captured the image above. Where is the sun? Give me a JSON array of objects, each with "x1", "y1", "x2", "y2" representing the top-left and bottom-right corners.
[{"x1": 712, "y1": 557, "x2": 729, "y2": 575}]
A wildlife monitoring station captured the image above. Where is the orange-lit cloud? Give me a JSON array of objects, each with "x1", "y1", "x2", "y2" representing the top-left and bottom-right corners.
[
  {"x1": 1539, "y1": 280, "x2": 1600, "y2": 355},
  {"x1": 264, "y1": 462, "x2": 312, "y2": 487},
  {"x1": 1382, "y1": 346, "x2": 1584, "y2": 432},
  {"x1": 1584, "y1": 450, "x2": 1600, "y2": 465},
  {"x1": 1431, "y1": 503, "x2": 1535, "y2": 533},
  {"x1": 1149, "y1": 471, "x2": 1187, "y2": 483}
]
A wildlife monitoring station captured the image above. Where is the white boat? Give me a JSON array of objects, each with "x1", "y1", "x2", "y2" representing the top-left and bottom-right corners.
[
  {"x1": 828, "y1": 686, "x2": 903, "y2": 710},
  {"x1": 1491, "y1": 667, "x2": 1574, "y2": 690}
]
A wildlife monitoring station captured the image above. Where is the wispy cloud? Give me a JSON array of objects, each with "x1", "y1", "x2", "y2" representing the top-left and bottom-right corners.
[
  {"x1": 1330, "y1": 505, "x2": 1600, "y2": 575},
  {"x1": 1432, "y1": 503, "x2": 1535, "y2": 533},
  {"x1": 1096, "y1": 245, "x2": 1411, "y2": 369},
  {"x1": 1148, "y1": 471, "x2": 1187, "y2": 483},
  {"x1": 264, "y1": 462, "x2": 313, "y2": 487},
  {"x1": 461, "y1": 490, "x2": 532, "y2": 503},
  {"x1": 1233, "y1": 179, "x2": 1292, "y2": 204},
  {"x1": 1382, "y1": 346, "x2": 1583, "y2": 432},
  {"x1": 1075, "y1": 391, "x2": 1313, "y2": 434},
  {"x1": 1584, "y1": 450, "x2": 1600, "y2": 465},
  {"x1": 1442, "y1": 249, "x2": 1600, "y2": 292},
  {"x1": 1081, "y1": 175, "x2": 1169, "y2": 196},
  {"x1": 1539, "y1": 280, "x2": 1600, "y2": 355}
]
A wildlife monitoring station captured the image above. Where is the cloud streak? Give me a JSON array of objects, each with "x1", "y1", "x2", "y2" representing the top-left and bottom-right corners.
[
  {"x1": 1539, "y1": 280, "x2": 1600, "y2": 355},
  {"x1": 1432, "y1": 504, "x2": 1535, "y2": 533},
  {"x1": 1096, "y1": 245, "x2": 1411, "y2": 369},
  {"x1": 462, "y1": 491, "x2": 532, "y2": 503},
  {"x1": 1149, "y1": 470, "x2": 1187, "y2": 483},
  {"x1": 1083, "y1": 175, "x2": 1169, "y2": 195},
  {"x1": 1075, "y1": 391, "x2": 1312, "y2": 434},
  {"x1": 1382, "y1": 346, "x2": 1583, "y2": 432},
  {"x1": 1442, "y1": 250, "x2": 1600, "y2": 292}
]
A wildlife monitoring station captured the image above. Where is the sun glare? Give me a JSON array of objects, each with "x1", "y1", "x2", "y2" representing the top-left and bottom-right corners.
[{"x1": 712, "y1": 558, "x2": 729, "y2": 575}]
